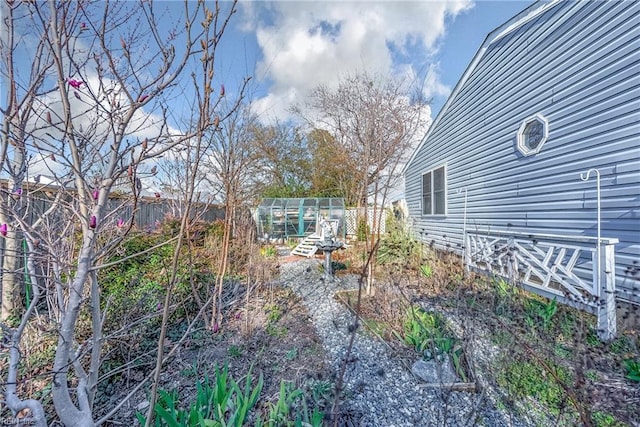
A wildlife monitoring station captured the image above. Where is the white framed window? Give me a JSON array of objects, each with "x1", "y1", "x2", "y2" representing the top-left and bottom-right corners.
[
  {"x1": 422, "y1": 164, "x2": 447, "y2": 216},
  {"x1": 517, "y1": 113, "x2": 549, "y2": 156}
]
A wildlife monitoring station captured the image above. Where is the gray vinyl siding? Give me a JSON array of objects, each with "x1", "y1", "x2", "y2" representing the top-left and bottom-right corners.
[{"x1": 405, "y1": 1, "x2": 640, "y2": 302}]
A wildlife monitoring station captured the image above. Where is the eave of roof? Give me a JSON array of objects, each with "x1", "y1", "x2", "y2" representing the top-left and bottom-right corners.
[{"x1": 403, "y1": 0, "x2": 562, "y2": 174}]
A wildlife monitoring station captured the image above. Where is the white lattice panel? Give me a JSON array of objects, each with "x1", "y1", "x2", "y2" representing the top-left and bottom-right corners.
[{"x1": 465, "y1": 230, "x2": 618, "y2": 340}]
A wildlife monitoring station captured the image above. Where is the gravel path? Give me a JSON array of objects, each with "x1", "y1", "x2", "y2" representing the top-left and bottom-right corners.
[{"x1": 279, "y1": 257, "x2": 522, "y2": 427}]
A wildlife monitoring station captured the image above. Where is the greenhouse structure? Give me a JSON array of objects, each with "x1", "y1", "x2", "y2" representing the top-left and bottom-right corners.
[{"x1": 256, "y1": 198, "x2": 345, "y2": 240}]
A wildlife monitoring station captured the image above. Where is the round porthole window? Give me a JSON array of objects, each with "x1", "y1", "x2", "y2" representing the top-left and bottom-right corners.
[{"x1": 517, "y1": 113, "x2": 548, "y2": 156}]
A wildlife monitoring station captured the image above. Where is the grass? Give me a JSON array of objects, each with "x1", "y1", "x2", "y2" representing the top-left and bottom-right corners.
[{"x1": 497, "y1": 359, "x2": 573, "y2": 416}]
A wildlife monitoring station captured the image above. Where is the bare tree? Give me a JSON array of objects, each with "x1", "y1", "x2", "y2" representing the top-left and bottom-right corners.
[
  {"x1": 203, "y1": 100, "x2": 262, "y2": 330},
  {"x1": 0, "y1": 0, "x2": 55, "y2": 321},
  {"x1": 145, "y1": 2, "x2": 250, "y2": 422},
  {"x1": 0, "y1": 1, "x2": 241, "y2": 424},
  {"x1": 300, "y1": 72, "x2": 429, "y2": 293}
]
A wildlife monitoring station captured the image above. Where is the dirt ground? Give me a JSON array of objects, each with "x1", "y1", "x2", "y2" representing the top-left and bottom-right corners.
[{"x1": 96, "y1": 282, "x2": 331, "y2": 425}]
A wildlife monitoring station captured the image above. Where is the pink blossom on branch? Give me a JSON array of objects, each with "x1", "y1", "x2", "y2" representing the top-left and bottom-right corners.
[
  {"x1": 116, "y1": 218, "x2": 125, "y2": 228},
  {"x1": 0, "y1": 224, "x2": 7, "y2": 237},
  {"x1": 68, "y1": 78, "x2": 83, "y2": 89},
  {"x1": 89, "y1": 215, "x2": 97, "y2": 229}
]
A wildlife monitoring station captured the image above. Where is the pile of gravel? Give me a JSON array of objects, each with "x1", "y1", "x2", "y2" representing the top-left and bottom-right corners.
[{"x1": 278, "y1": 257, "x2": 524, "y2": 427}]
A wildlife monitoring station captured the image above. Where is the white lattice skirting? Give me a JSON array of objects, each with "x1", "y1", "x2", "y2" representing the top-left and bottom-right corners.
[{"x1": 465, "y1": 230, "x2": 618, "y2": 341}]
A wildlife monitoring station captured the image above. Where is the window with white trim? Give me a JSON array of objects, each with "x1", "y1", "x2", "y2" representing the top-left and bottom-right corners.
[
  {"x1": 517, "y1": 113, "x2": 549, "y2": 156},
  {"x1": 422, "y1": 165, "x2": 446, "y2": 216}
]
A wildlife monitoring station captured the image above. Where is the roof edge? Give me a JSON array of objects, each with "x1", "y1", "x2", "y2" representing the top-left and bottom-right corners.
[{"x1": 403, "y1": 0, "x2": 562, "y2": 174}]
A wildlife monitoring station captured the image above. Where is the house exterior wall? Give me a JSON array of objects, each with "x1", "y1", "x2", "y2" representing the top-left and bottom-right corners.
[{"x1": 404, "y1": 1, "x2": 640, "y2": 303}]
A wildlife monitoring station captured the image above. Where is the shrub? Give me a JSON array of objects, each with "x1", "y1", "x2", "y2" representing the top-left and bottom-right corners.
[
  {"x1": 356, "y1": 220, "x2": 369, "y2": 242},
  {"x1": 377, "y1": 224, "x2": 421, "y2": 267}
]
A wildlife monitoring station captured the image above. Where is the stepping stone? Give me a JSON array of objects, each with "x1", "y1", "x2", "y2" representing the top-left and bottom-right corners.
[{"x1": 411, "y1": 358, "x2": 458, "y2": 384}]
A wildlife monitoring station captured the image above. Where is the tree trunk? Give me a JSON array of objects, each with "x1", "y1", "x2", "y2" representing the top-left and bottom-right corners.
[
  {"x1": 51, "y1": 242, "x2": 95, "y2": 426},
  {"x1": 1, "y1": 215, "x2": 21, "y2": 321}
]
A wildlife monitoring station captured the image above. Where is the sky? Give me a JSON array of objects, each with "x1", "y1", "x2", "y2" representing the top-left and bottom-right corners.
[
  {"x1": 212, "y1": 0, "x2": 536, "y2": 123},
  {"x1": 3, "y1": 0, "x2": 536, "y2": 194}
]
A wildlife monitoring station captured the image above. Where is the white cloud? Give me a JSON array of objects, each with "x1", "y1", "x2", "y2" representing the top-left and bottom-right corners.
[
  {"x1": 423, "y1": 62, "x2": 452, "y2": 99},
  {"x1": 243, "y1": 0, "x2": 473, "y2": 122}
]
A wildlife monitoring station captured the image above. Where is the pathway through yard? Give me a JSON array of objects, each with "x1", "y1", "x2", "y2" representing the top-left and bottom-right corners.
[{"x1": 278, "y1": 257, "x2": 521, "y2": 427}]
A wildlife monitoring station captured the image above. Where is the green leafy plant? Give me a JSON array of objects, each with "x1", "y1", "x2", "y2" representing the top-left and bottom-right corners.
[
  {"x1": 356, "y1": 220, "x2": 369, "y2": 242},
  {"x1": 394, "y1": 307, "x2": 468, "y2": 380},
  {"x1": 265, "y1": 304, "x2": 283, "y2": 323},
  {"x1": 285, "y1": 348, "x2": 298, "y2": 361},
  {"x1": 136, "y1": 365, "x2": 263, "y2": 427},
  {"x1": 257, "y1": 381, "x2": 323, "y2": 427},
  {"x1": 419, "y1": 264, "x2": 433, "y2": 278},
  {"x1": 260, "y1": 245, "x2": 278, "y2": 258},
  {"x1": 524, "y1": 297, "x2": 558, "y2": 331},
  {"x1": 376, "y1": 225, "x2": 421, "y2": 266},
  {"x1": 498, "y1": 359, "x2": 572, "y2": 413},
  {"x1": 309, "y1": 380, "x2": 332, "y2": 405},
  {"x1": 265, "y1": 303, "x2": 288, "y2": 337},
  {"x1": 538, "y1": 298, "x2": 558, "y2": 330},
  {"x1": 592, "y1": 411, "x2": 625, "y2": 427},
  {"x1": 450, "y1": 346, "x2": 467, "y2": 382},
  {"x1": 623, "y1": 359, "x2": 640, "y2": 382},
  {"x1": 228, "y1": 345, "x2": 243, "y2": 358}
]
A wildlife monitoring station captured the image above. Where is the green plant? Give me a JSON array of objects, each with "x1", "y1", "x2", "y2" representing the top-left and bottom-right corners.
[
  {"x1": 395, "y1": 307, "x2": 448, "y2": 354},
  {"x1": 495, "y1": 277, "x2": 515, "y2": 298},
  {"x1": 309, "y1": 380, "x2": 332, "y2": 405},
  {"x1": 592, "y1": 411, "x2": 625, "y2": 427},
  {"x1": 585, "y1": 370, "x2": 599, "y2": 382},
  {"x1": 228, "y1": 345, "x2": 243, "y2": 358},
  {"x1": 266, "y1": 324, "x2": 288, "y2": 338},
  {"x1": 524, "y1": 297, "x2": 558, "y2": 332},
  {"x1": 623, "y1": 359, "x2": 640, "y2": 382},
  {"x1": 285, "y1": 348, "x2": 298, "y2": 361},
  {"x1": 265, "y1": 303, "x2": 287, "y2": 337},
  {"x1": 393, "y1": 307, "x2": 468, "y2": 380},
  {"x1": 451, "y1": 346, "x2": 467, "y2": 382},
  {"x1": 258, "y1": 381, "x2": 323, "y2": 427},
  {"x1": 136, "y1": 365, "x2": 263, "y2": 427},
  {"x1": 419, "y1": 264, "x2": 433, "y2": 278},
  {"x1": 265, "y1": 304, "x2": 283, "y2": 323},
  {"x1": 356, "y1": 220, "x2": 369, "y2": 242},
  {"x1": 180, "y1": 364, "x2": 198, "y2": 378},
  {"x1": 376, "y1": 225, "x2": 421, "y2": 266},
  {"x1": 493, "y1": 278, "x2": 518, "y2": 316},
  {"x1": 260, "y1": 245, "x2": 278, "y2": 258},
  {"x1": 538, "y1": 298, "x2": 558, "y2": 330},
  {"x1": 498, "y1": 359, "x2": 572, "y2": 413},
  {"x1": 609, "y1": 336, "x2": 634, "y2": 354},
  {"x1": 554, "y1": 344, "x2": 572, "y2": 359}
]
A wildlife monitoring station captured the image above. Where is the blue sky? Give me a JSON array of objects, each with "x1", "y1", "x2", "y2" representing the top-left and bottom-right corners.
[{"x1": 210, "y1": 0, "x2": 536, "y2": 123}]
